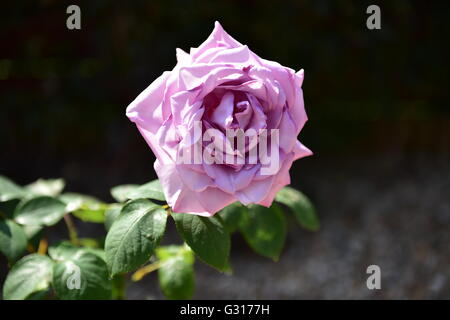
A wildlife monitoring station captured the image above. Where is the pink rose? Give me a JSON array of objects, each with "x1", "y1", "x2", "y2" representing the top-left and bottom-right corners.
[{"x1": 126, "y1": 21, "x2": 312, "y2": 216}]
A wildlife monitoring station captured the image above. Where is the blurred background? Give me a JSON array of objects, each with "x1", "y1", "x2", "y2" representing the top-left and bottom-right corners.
[{"x1": 0, "y1": 0, "x2": 449, "y2": 299}]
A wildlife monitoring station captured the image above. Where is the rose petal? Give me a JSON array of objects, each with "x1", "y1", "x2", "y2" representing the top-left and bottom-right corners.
[
  {"x1": 126, "y1": 71, "x2": 171, "y2": 132},
  {"x1": 190, "y1": 21, "x2": 242, "y2": 61},
  {"x1": 210, "y1": 92, "x2": 234, "y2": 129}
]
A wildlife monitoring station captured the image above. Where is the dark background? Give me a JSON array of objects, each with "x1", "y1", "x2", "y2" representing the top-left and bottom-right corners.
[{"x1": 0, "y1": 0, "x2": 449, "y2": 299}]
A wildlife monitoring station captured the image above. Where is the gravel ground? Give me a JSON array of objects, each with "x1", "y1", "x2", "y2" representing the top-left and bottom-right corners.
[{"x1": 127, "y1": 154, "x2": 450, "y2": 299}]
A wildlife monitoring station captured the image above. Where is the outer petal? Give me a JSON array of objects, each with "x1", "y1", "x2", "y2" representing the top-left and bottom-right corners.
[
  {"x1": 177, "y1": 64, "x2": 245, "y2": 92},
  {"x1": 278, "y1": 109, "x2": 297, "y2": 153},
  {"x1": 235, "y1": 176, "x2": 274, "y2": 205},
  {"x1": 258, "y1": 153, "x2": 294, "y2": 207},
  {"x1": 137, "y1": 125, "x2": 173, "y2": 165},
  {"x1": 208, "y1": 45, "x2": 255, "y2": 65},
  {"x1": 126, "y1": 71, "x2": 171, "y2": 132},
  {"x1": 155, "y1": 160, "x2": 235, "y2": 216},
  {"x1": 293, "y1": 140, "x2": 313, "y2": 160},
  {"x1": 190, "y1": 21, "x2": 243, "y2": 61},
  {"x1": 175, "y1": 48, "x2": 191, "y2": 66},
  {"x1": 290, "y1": 85, "x2": 308, "y2": 134}
]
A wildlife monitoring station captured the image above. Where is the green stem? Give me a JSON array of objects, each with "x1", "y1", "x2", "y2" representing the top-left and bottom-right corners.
[
  {"x1": 63, "y1": 214, "x2": 79, "y2": 246},
  {"x1": 37, "y1": 237, "x2": 48, "y2": 255},
  {"x1": 112, "y1": 275, "x2": 127, "y2": 300},
  {"x1": 131, "y1": 260, "x2": 163, "y2": 281}
]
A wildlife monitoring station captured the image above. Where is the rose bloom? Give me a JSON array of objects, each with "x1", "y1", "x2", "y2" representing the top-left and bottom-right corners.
[{"x1": 126, "y1": 22, "x2": 312, "y2": 216}]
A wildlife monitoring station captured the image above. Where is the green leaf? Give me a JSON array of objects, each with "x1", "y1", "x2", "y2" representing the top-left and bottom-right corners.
[
  {"x1": 0, "y1": 175, "x2": 26, "y2": 202},
  {"x1": 105, "y1": 199, "x2": 167, "y2": 276},
  {"x1": 275, "y1": 187, "x2": 320, "y2": 231},
  {"x1": 72, "y1": 207, "x2": 106, "y2": 223},
  {"x1": 84, "y1": 248, "x2": 106, "y2": 262},
  {"x1": 172, "y1": 213, "x2": 230, "y2": 271},
  {"x1": 0, "y1": 199, "x2": 20, "y2": 219},
  {"x1": 59, "y1": 193, "x2": 107, "y2": 223},
  {"x1": 59, "y1": 193, "x2": 99, "y2": 212},
  {"x1": 25, "y1": 289, "x2": 50, "y2": 300},
  {"x1": 23, "y1": 224, "x2": 43, "y2": 251},
  {"x1": 156, "y1": 245, "x2": 195, "y2": 264},
  {"x1": 110, "y1": 184, "x2": 139, "y2": 202},
  {"x1": 104, "y1": 205, "x2": 121, "y2": 231},
  {"x1": 156, "y1": 245, "x2": 195, "y2": 300},
  {"x1": 49, "y1": 241, "x2": 106, "y2": 263},
  {"x1": 2, "y1": 254, "x2": 54, "y2": 300},
  {"x1": 49, "y1": 242, "x2": 80, "y2": 261},
  {"x1": 239, "y1": 204, "x2": 286, "y2": 261},
  {"x1": 127, "y1": 180, "x2": 165, "y2": 201},
  {"x1": 23, "y1": 224, "x2": 42, "y2": 239},
  {"x1": 0, "y1": 219, "x2": 27, "y2": 262},
  {"x1": 14, "y1": 196, "x2": 67, "y2": 226},
  {"x1": 218, "y1": 202, "x2": 246, "y2": 233},
  {"x1": 26, "y1": 178, "x2": 65, "y2": 197},
  {"x1": 52, "y1": 250, "x2": 112, "y2": 300},
  {"x1": 78, "y1": 238, "x2": 102, "y2": 248}
]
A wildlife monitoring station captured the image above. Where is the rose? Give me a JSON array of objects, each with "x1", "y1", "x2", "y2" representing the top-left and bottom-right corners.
[{"x1": 126, "y1": 22, "x2": 312, "y2": 216}]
